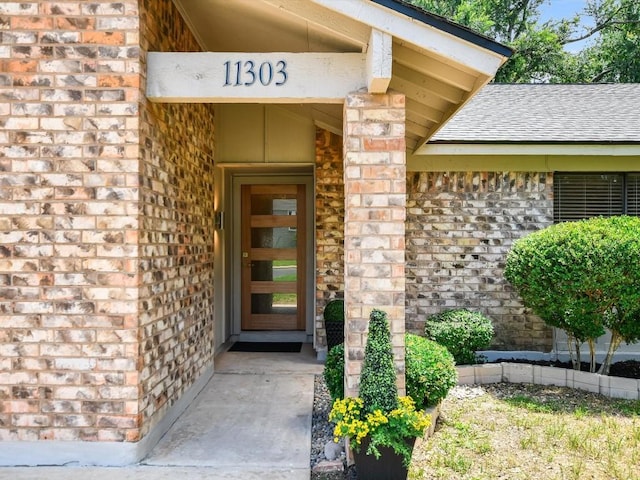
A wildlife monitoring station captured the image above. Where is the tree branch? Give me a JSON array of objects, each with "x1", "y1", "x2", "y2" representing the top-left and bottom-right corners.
[
  {"x1": 591, "y1": 68, "x2": 614, "y2": 83},
  {"x1": 565, "y1": 19, "x2": 640, "y2": 44}
]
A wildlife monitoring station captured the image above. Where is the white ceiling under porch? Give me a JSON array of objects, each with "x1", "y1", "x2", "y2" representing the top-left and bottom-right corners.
[{"x1": 170, "y1": 0, "x2": 511, "y2": 153}]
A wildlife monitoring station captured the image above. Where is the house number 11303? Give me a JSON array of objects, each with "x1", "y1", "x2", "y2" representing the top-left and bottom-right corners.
[{"x1": 223, "y1": 60, "x2": 288, "y2": 87}]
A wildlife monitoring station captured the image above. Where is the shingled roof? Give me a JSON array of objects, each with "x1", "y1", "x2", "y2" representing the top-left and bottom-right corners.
[{"x1": 430, "y1": 83, "x2": 640, "y2": 144}]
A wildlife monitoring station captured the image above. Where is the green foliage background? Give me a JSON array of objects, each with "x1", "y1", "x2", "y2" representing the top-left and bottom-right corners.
[{"x1": 409, "y1": 0, "x2": 640, "y2": 83}]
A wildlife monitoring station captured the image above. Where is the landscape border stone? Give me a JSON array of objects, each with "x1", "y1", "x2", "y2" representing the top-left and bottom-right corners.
[{"x1": 458, "y1": 363, "x2": 640, "y2": 400}]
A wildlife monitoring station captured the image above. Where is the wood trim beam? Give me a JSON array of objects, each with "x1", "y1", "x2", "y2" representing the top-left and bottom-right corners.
[
  {"x1": 147, "y1": 52, "x2": 367, "y2": 103},
  {"x1": 389, "y1": 77, "x2": 452, "y2": 112},
  {"x1": 366, "y1": 29, "x2": 392, "y2": 93},
  {"x1": 415, "y1": 144, "x2": 640, "y2": 157},
  {"x1": 405, "y1": 98, "x2": 443, "y2": 124},
  {"x1": 393, "y1": 45, "x2": 476, "y2": 92},
  {"x1": 310, "y1": 0, "x2": 506, "y2": 76},
  {"x1": 393, "y1": 63, "x2": 463, "y2": 104},
  {"x1": 260, "y1": 0, "x2": 370, "y2": 47}
]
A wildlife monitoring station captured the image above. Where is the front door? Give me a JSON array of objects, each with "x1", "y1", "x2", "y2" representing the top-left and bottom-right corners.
[{"x1": 240, "y1": 184, "x2": 306, "y2": 330}]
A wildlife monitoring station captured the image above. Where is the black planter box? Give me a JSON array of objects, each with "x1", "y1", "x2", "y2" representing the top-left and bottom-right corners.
[
  {"x1": 352, "y1": 437, "x2": 415, "y2": 480},
  {"x1": 325, "y1": 321, "x2": 344, "y2": 351}
]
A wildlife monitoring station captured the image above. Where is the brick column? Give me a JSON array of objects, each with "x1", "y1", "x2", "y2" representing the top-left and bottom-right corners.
[
  {"x1": 0, "y1": 1, "x2": 141, "y2": 448},
  {"x1": 343, "y1": 91, "x2": 407, "y2": 397}
]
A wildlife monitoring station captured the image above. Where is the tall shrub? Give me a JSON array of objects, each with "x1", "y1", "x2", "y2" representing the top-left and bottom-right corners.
[
  {"x1": 505, "y1": 216, "x2": 640, "y2": 374},
  {"x1": 359, "y1": 309, "x2": 398, "y2": 414}
]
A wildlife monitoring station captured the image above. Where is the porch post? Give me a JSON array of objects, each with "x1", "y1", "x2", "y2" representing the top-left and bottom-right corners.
[{"x1": 343, "y1": 90, "x2": 407, "y2": 397}]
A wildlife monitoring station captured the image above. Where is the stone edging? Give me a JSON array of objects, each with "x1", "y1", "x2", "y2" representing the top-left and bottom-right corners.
[{"x1": 456, "y1": 362, "x2": 640, "y2": 400}]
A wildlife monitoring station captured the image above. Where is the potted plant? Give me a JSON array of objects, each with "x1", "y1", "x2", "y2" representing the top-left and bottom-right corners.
[
  {"x1": 323, "y1": 298, "x2": 344, "y2": 352},
  {"x1": 329, "y1": 309, "x2": 430, "y2": 479}
]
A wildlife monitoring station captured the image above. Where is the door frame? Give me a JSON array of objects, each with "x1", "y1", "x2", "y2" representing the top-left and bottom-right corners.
[{"x1": 230, "y1": 172, "x2": 315, "y2": 342}]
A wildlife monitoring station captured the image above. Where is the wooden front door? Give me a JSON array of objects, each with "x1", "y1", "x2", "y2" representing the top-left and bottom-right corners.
[{"x1": 241, "y1": 184, "x2": 306, "y2": 330}]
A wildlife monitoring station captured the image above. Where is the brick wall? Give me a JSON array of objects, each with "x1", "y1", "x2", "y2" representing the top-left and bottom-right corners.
[
  {"x1": 406, "y1": 171, "x2": 554, "y2": 350},
  {"x1": 138, "y1": 0, "x2": 216, "y2": 437},
  {"x1": 343, "y1": 92, "x2": 407, "y2": 397},
  {"x1": 0, "y1": 1, "x2": 142, "y2": 442},
  {"x1": 0, "y1": 0, "x2": 216, "y2": 446},
  {"x1": 315, "y1": 128, "x2": 344, "y2": 349}
]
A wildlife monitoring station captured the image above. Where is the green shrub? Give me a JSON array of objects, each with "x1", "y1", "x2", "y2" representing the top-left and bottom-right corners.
[
  {"x1": 323, "y1": 334, "x2": 457, "y2": 409},
  {"x1": 425, "y1": 309, "x2": 494, "y2": 365},
  {"x1": 359, "y1": 309, "x2": 398, "y2": 414},
  {"x1": 405, "y1": 334, "x2": 458, "y2": 409},
  {"x1": 323, "y1": 299, "x2": 344, "y2": 322},
  {"x1": 505, "y1": 215, "x2": 640, "y2": 374},
  {"x1": 324, "y1": 342, "x2": 344, "y2": 403}
]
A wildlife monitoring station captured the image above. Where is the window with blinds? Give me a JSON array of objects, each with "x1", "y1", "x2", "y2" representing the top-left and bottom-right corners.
[
  {"x1": 627, "y1": 174, "x2": 640, "y2": 216},
  {"x1": 554, "y1": 173, "x2": 640, "y2": 223}
]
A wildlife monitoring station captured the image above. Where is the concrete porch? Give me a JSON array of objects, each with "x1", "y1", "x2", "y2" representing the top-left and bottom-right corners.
[{"x1": 0, "y1": 345, "x2": 324, "y2": 480}]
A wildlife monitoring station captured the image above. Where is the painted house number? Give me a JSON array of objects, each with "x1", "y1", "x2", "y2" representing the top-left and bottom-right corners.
[{"x1": 223, "y1": 60, "x2": 288, "y2": 87}]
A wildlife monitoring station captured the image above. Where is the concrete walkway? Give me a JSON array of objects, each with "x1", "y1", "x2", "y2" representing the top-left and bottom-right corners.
[{"x1": 0, "y1": 344, "x2": 324, "y2": 480}]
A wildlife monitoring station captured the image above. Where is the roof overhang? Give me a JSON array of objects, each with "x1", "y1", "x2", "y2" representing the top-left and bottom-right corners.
[
  {"x1": 417, "y1": 143, "x2": 640, "y2": 157},
  {"x1": 166, "y1": 0, "x2": 511, "y2": 152}
]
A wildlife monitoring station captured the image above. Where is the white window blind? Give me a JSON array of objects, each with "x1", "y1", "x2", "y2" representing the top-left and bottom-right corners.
[{"x1": 554, "y1": 173, "x2": 624, "y2": 223}]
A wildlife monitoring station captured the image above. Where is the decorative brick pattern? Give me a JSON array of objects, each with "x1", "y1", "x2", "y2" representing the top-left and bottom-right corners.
[
  {"x1": 137, "y1": 0, "x2": 216, "y2": 438},
  {"x1": 406, "y1": 171, "x2": 554, "y2": 350},
  {"x1": 343, "y1": 91, "x2": 407, "y2": 397},
  {"x1": 314, "y1": 128, "x2": 344, "y2": 350},
  {"x1": 0, "y1": 0, "x2": 142, "y2": 442}
]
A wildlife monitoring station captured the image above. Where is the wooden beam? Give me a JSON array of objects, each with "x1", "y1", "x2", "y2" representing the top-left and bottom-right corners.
[
  {"x1": 147, "y1": 52, "x2": 367, "y2": 103},
  {"x1": 260, "y1": 0, "x2": 370, "y2": 47},
  {"x1": 393, "y1": 63, "x2": 463, "y2": 104},
  {"x1": 310, "y1": 0, "x2": 505, "y2": 76},
  {"x1": 311, "y1": 106, "x2": 343, "y2": 136},
  {"x1": 406, "y1": 98, "x2": 443, "y2": 124},
  {"x1": 394, "y1": 45, "x2": 476, "y2": 92},
  {"x1": 415, "y1": 144, "x2": 640, "y2": 157},
  {"x1": 389, "y1": 77, "x2": 452, "y2": 112},
  {"x1": 366, "y1": 29, "x2": 392, "y2": 93}
]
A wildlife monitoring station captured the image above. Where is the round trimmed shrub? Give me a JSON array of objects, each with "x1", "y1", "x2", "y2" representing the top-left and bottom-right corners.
[
  {"x1": 323, "y1": 299, "x2": 344, "y2": 322},
  {"x1": 425, "y1": 309, "x2": 494, "y2": 365},
  {"x1": 323, "y1": 334, "x2": 457, "y2": 409},
  {"x1": 405, "y1": 334, "x2": 457, "y2": 409},
  {"x1": 324, "y1": 342, "x2": 344, "y2": 403},
  {"x1": 505, "y1": 215, "x2": 640, "y2": 374}
]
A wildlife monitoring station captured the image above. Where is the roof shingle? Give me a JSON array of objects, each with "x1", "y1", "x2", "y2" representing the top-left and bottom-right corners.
[{"x1": 430, "y1": 84, "x2": 640, "y2": 143}]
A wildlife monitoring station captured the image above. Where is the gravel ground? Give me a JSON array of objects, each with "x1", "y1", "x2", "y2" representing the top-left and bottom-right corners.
[
  {"x1": 310, "y1": 375, "x2": 336, "y2": 467},
  {"x1": 311, "y1": 375, "x2": 354, "y2": 479}
]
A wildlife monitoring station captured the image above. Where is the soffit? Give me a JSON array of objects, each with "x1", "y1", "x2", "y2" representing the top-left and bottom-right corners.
[{"x1": 172, "y1": 0, "x2": 510, "y2": 152}]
